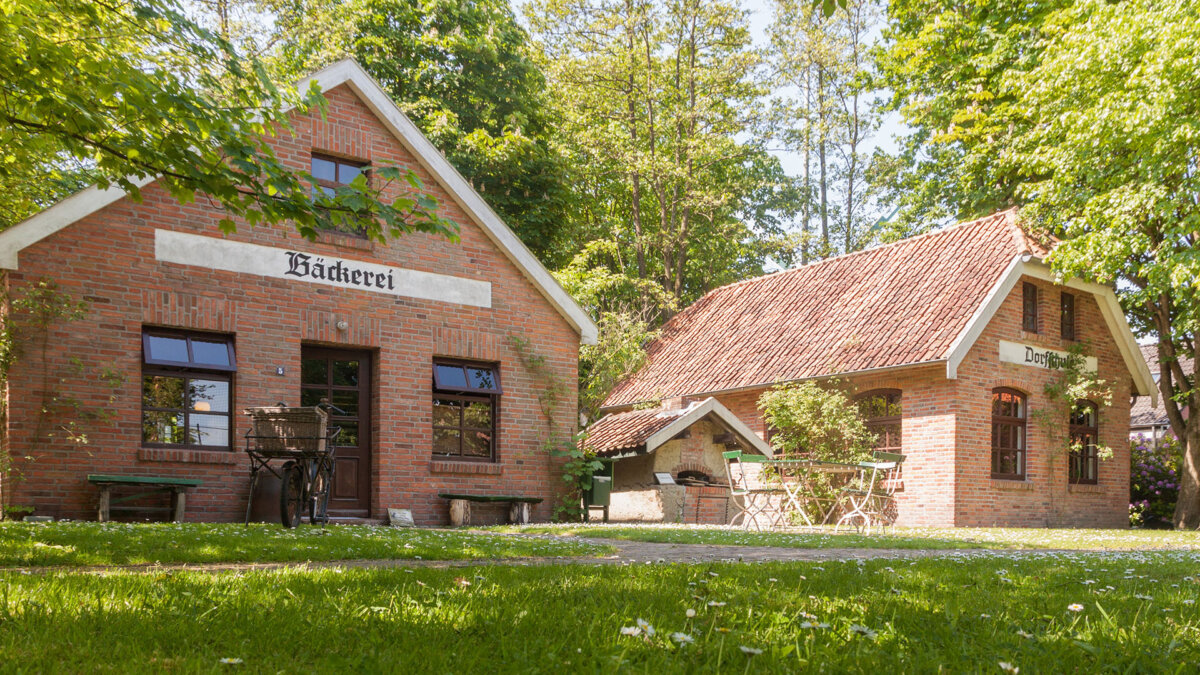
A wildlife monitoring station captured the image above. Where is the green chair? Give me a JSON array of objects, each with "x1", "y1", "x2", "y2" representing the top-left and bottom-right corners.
[{"x1": 722, "y1": 450, "x2": 787, "y2": 531}]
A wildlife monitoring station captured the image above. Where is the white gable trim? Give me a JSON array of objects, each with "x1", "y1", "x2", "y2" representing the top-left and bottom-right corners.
[
  {"x1": 945, "y1": 254, "x2": 1156, "y2": 403},
  {"x1": 0, "y1": 59, "x2": 597, "y2": 345},
  {"x1": 643, "y1": 397, "x2": 774, "y2": 458}
]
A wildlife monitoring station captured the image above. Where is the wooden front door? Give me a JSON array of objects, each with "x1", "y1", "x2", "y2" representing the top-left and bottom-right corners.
[{"x1": 300, "y1": 347, "x2": 372, "y2": 517}]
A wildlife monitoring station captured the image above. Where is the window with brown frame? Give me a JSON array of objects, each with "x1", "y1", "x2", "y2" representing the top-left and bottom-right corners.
[
  {"x1": 432, "y1": 360, "x2": 500, "y2": 461},
  {"x1": 311, "y1": 153, "x2": 370, "y2": 236},
  {"x1": 142, "y1": 330, "x2": 236, "y2": 449},
  {"x1": 1061, "y1": 292, "x2": 1076, "y2": 341},
  {"x1": 991, "y1": 388, "x2": 1027, "y2": 480},
  {"x1": 1068, "y1": 400, "x2": 1099, "y2": 484},
  {"x1": 856, "y1": 389, "x2": 902, "y2": 453},
  {"x1": 1022, "y1": 282, "x2": 1039, "y2": 333}
]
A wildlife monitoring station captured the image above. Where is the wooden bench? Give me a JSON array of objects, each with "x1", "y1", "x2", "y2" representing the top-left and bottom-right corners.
[
  {"x1": 87, "y1": 475, "x2": 203, "y2": 523},
  {"x1": 437, "y1": 493, "x2": 543, "y2": 526}
]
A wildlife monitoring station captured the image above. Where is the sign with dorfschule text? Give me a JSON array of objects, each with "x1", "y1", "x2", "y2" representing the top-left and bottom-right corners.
[
  {"x1": 998, "y1": 340, "x2": 1098, "y2": 372},
  {"x1": 154, "y1": 229, "x2": 491, "y2": 308}
]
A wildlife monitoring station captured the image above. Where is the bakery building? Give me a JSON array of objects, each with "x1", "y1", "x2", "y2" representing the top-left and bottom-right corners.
[
  {"x1": 0, "y1": 60, "x2": 597, "y2": 525},
  {"x1": 598, "y1": 211, "x2": 1155, "y2": 528}
]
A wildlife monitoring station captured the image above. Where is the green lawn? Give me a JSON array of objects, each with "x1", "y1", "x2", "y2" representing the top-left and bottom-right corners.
[
  {"x1": 0, "y1": 522, "x2": 610, "y2": 567},
  {"x1": 2, "y1": 552, "x2": 1197, "y2": 672},
  {"x1": 497, "y1": 523, "x2": 1200, "y2": 551}
]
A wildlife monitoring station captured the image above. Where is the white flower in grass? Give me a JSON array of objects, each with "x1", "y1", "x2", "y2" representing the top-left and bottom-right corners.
[
  {"x1": 637, "y1": 618, "x2": 656, "y2": 636},
  {"x1": 685, "y1": 608, "x2": 696, "y2": 618},
  {"x1": 849, "y1": 625, "x2": 877, "y2": 639},
  {"x1": 218, "y1": 658, "x2": 244, "y2": 666},
  {"x1": 1183, "y1": 600, "x2": 1195, "y2": 605},
  {"x1": 998, "y1": 661, "x2": 1019, "y2": 673},
  {"x1": 707, "y1": 601, "x2": 727, "y2": 607},
  {"x1": 671, "y1": 632, "x2": 695, "y2": 645},
  {"x1": 1134, "y1": 594, "x2": 1153, "y2": 601},
  {"x1": 739, "y1": 646, "x2": 763, "y2": 655},
  {"x1": 620, "y1": 626, "x2": 642, "y2": 637},
  {"x1": 1067, "y1": 603, "x2": 1084, "y2": 612}
]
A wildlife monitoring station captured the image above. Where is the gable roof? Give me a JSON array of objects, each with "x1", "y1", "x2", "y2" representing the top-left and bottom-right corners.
[
  {"x1": 0, "y1": 59, "x2": 597, "y2": 345},
  {"x1": 584, "y1": 397, "x2": 772, "y2": 459},
  {"x1": 604, "y1": 210, "x2": 1155, "y2": 408}
]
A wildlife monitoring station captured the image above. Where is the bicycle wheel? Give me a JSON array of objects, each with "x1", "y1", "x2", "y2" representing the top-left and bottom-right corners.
[
  {"x1": 309, "y1": 460, "x2": 331, "y2": 525},
  {"x1": 279, "y1": 461, "x2": 304, "y2": 528}
]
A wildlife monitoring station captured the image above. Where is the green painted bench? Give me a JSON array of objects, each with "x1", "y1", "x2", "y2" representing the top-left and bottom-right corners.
[
  {"x1": 437, "y1": 493, "x2": 543, "y2": 526},
  {"x1": 87, "y1": 475, "x2": 203, "y2": 523}
]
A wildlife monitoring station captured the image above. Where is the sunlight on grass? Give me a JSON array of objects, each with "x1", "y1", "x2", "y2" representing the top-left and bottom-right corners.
[
  {"x1": 0, "y1": 522, "x2": 610, "y2": 567},
  {"x1": 1, "y1": 551, "x2": 1196, "y2": 671},
  {"x1": 493, "y1": 523, "x2": 1200, "y2": 551}
]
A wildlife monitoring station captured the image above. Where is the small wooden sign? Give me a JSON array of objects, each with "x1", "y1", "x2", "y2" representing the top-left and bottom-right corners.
[{"x1": 654, "y1": 472, "x2": 675, "y2": 485}]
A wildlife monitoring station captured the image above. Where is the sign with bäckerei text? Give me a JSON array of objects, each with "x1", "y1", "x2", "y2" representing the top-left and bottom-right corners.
[
  {"x1": 154, "y1": 230, "x2": 491, "y2": 308},
  {"x1": 998, "y1": 340, "x2": 1098, "y2": 372}
]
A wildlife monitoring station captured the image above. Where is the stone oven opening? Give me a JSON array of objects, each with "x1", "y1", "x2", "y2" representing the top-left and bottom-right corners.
[{"x1": 676, "y1": 469, "x2": 717, "y2": 487}]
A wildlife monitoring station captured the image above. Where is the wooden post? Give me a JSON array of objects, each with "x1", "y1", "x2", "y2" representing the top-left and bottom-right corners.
[
  {"x1": 97, "y1": 486, "x2": 111, "y2": 522},
  {"x1": 172, "y1": 489, "x2": 186, "y2": 522},
  {"x1": 448, "y1": 499, "x2": 471, "y2": 526},
  {"x1": 508, "y1": 502, "x2": 531, "y2": 524}
]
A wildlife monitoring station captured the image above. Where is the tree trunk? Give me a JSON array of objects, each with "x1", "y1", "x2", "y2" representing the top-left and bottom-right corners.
[
  {"x1": 817, "y1": 69, "x2": 829, "y2": 256},
  {"x1": 1173, "y1": 423, "x2": 1200, "y2": 529}
]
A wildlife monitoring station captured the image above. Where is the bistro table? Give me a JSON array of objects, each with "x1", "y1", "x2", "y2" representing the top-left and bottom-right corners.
[{"x1": 761, "y1": 459, "x2": 864, "y2": 527}]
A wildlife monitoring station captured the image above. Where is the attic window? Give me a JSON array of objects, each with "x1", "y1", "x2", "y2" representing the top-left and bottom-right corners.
[
  {"x1": 1061, "y1": 292, "x2": 1076, "y2": 341},
  {"x1": 1022, "y1": 283, "x2": 1039, "y2": 333},
  {"x1": 311, "y1": 153, "x2": 368, "y2": 197}
]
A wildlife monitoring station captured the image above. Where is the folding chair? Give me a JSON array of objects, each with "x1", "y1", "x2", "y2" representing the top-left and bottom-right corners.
[
  {"x1": 834, "y1": 455, "x2": 899, "y2": 535},
  {"x1": 722, "y1": 450, "x2": 788, "y2": 531},
  {"x1": 869, "y1": 451, "x2": 906, "y2": 531}
]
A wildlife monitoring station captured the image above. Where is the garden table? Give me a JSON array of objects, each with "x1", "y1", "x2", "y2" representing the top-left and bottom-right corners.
[{"x1": 760, "y1": 459, "x2": 863, "y2": 527}]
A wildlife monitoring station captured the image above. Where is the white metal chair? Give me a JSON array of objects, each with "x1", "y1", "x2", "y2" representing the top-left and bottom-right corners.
[{"x1": 722, "y1": 450, "x2": 788, "y2": 531}]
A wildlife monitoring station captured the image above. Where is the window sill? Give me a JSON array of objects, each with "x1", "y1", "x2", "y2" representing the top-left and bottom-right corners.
[
  {"x1": 429, "y1": 460, "x2": 502, "y2": 476},
  {"x1": 1068, "y1": 483, "x2": 1104, "y2": 494},
  {"x1": 990, "y1": 479, "x2": 1033, "y2": 491},
  {"x1": 139, "y1": 448, "x2": 238, "y2": 465},
  {"x1": 315, "y1": 229, "x2": 374, "y2": 251}
]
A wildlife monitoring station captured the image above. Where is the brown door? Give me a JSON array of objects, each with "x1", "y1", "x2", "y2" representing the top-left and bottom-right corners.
[{"x1": 300, "y1": 347, "x2": 372, "y2": 517}]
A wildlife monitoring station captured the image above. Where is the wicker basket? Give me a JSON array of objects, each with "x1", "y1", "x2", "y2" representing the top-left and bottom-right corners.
[{"x1": 244, "y1": 406, "x2": 329, "y2": 454}]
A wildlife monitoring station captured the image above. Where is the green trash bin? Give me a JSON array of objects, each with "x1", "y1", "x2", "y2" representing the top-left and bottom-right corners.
[{"x1": 583, "y1": 463, "x2": 613, "y2": 522}]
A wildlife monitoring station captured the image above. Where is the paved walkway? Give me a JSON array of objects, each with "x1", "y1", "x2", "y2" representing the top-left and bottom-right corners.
[{"x1": 5, "y1": 533, "x2": 1152, "y2": 576}]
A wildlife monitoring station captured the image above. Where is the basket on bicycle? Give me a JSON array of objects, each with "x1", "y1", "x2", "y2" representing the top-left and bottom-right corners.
[{"x1": 244, "y1": 406, "x2": 330, "y2": 456}]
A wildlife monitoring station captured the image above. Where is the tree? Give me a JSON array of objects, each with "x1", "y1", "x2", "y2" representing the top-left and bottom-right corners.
[
  {"x1": 267, "y1": 0, "x2": 575, "y2": 265},
  {"x1": 529, "y1": 0, "x2": 792, "y2": 316},
  {"x1": 769, "y1": 0, "x2": 887, "y2": 261},
  {"x1": 1, "y1": 0, "x2": 450, "y2": 239},
  {"x1": 878, "y1": 0, "x2": 1200, "y2": 528},
  {"x1": 1006, "y1": 0, "x2": 1199, "y2": 529}
]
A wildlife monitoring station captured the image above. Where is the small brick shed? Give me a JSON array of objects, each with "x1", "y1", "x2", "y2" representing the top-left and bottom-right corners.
[
  {"x1": 603, "y1": 211, "x2": 1157, "y2": 528},
  {"x1": 584, "y1": 397, "x2": 773, "y2": 524},
  {"x1": 0, "y1": 59, "x2": 597, "y2": 525}
]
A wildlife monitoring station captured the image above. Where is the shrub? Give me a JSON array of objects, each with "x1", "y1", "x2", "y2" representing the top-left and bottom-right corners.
[
  {"x1": 1129, "y1": 434, "x2": 1182, "y2": 528},
  {"x1": 758, "y1": 381, "x2": 875, "y2": 463}
]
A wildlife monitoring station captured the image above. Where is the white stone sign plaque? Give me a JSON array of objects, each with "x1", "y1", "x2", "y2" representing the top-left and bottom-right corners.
[{"x1": 998, "y1": 340, "x2": 1097, "y2": 372}]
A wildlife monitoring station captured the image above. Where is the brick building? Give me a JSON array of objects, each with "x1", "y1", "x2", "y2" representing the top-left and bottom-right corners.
[
  {"x1": 601, "y1": 211, "x2": 1155, "y2": 528},
  {"x1": 0, "y1": 60, "x2": 597, "y2": 525}
]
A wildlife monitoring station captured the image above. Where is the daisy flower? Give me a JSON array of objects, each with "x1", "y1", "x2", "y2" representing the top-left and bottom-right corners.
[
  {"x1": 739, "y1": 646, "x2": 763, "y2": 655},
  {"x1": 998, "y1": 661, "x2": 1019, "y2": 673},
  {"x1": 1067, "y1": 603, "x2": 1084, "y2": 612},
  {"x1": 671, "y1": 632, "x2": 695, "y2": 645}
]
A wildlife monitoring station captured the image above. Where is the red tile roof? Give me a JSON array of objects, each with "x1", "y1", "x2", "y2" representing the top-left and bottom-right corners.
[
  {"x1": 605, "y1": 209, "x2": 1051, "y2": 408},
  {"x1": 583, "y1": 405, "x2": 693, "y2": 457}
]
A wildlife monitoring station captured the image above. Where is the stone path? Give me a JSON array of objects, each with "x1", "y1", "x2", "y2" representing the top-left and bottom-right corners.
[{"x1": 4, "y1": 533, "x2": 1152, "y2": 577}]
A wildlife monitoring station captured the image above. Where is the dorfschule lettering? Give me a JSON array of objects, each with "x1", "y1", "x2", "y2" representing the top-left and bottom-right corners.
[
  {"x1": 1023, "y1": 345, "x2": 1068, "y2": 369},
  {"x1": 284, "y1": 251, "x2": 395, "y2": 290}
]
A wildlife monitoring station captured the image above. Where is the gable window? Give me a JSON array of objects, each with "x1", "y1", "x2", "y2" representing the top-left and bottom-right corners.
[
  {"x1": 991, "y1": 388, "x2": 1027, "y2": 480},
  {"x1": 142, "y1": 330, "x2": 236, "y2": 449},
  {"x1": 432, "y1": 360, "x2": 500, "y2": 461},
  {"x1": 1061, "y1": 292, "x2": 1076, "y2": 341},
  {"x1": 1022, "y1": 283, "x2": 1039, "y2": 333},
  {"x1": 311, "y1": 153, "x2": 370, "y2": 236},
  {"x1": 856, "y1": 389, "x2": 902, "y2": 453},
  {"x1": 1069, "y1": 401, "x2": 1099, "y2": 484}
]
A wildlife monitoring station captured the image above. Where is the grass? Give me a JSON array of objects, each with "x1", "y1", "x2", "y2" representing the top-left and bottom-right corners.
[
  {"x1": 0, "y1": 522, "x2": 610, "y2": 567},
  {"x1": 2, "y1": 551, "x2": 1197, "y2": 671},
  {"x1": 496, "y1": 523, "x2": 1200, "y2": 551}
]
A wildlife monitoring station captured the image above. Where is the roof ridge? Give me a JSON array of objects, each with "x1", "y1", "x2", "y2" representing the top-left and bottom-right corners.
[{"x1": 694, "y1": 209, "x2": 1018, "y2": 300}]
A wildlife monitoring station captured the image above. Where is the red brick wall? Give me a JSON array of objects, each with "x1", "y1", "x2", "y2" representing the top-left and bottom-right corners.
[{"x1": 3, "y1": 85, "x2": 580, "y2": 524}]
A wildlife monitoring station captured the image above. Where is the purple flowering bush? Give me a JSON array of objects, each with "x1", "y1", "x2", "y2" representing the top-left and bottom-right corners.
[{"x1": 1129, "y1": 434, "x2": 1182, "y2": 527}]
